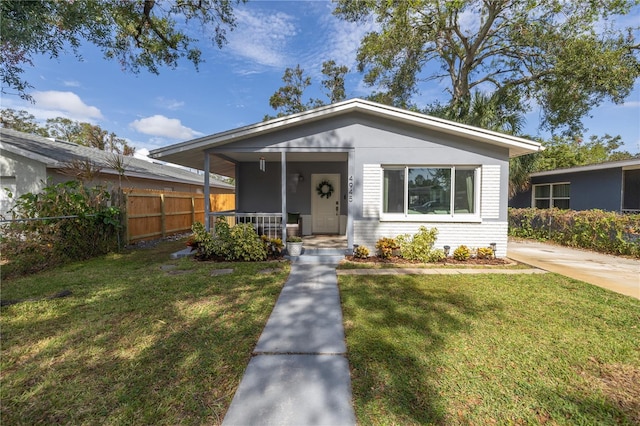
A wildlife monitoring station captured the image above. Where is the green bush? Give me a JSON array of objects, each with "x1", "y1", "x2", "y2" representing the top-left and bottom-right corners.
[
  {"x1": 375, "y1": 237, "x2": 400, "y2": 259},
  {"x1": 353, "y1": 245, "x2": 370, "y2": 259},
  {"x1": 262, "y1": 235, "x2": 284, "y2": 258},
  {"x1": 0, "y1": 180, "x2": 122, "y2": 278},
  {"x1": 476, "y1": 247, "x2": 494, "y2": 259},
  {"x1": 427, "y1": 248, "x2": 446, "y2": 262},
  {"x1": 453, "y1": 245, "x2": 471, "y2": 261},
  {"x1": 397, "y1": 226, "x2": 439, "y2": 262},
  {"x1": 509, "y1": 208, "x2": 640, "y2": 257},
  {"x1": 191, "y1": 220, "x2": 267, "y2": 261}
]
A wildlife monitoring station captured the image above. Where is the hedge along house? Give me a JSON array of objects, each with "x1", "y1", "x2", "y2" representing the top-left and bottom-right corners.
[{"x1": 149, "y1": 99, "x2": 542, "y2": 257}]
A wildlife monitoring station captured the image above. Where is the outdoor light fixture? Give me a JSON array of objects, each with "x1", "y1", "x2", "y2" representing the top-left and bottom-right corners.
[
  {"x1": 490, "y1": 242, "x2": 497, "y2": 258},
  {"x1": 443, "y1": 245, "x2": 450, "y2": 257},
  {"x1": 259, "y1": 156, "x2": 266, "y2": 172}
]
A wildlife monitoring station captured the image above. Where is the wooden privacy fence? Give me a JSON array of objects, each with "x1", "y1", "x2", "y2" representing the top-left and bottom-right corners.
[{"x1": 124, "y1": 189, "x2": 235, "y2": 243}]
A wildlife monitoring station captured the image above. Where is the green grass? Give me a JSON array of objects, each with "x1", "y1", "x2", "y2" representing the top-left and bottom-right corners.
[
  {"x1": 1, "y1": 240, "x2": 289, "y2": 425},
  {"x1": 339, "y1": 273, "x2": 640, "y2": 425}
]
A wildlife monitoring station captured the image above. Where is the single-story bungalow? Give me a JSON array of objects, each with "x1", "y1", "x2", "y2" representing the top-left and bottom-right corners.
[
  {"x1": 149, "y1": 98, "x2": 542, "y2": 257},
  {"x1": 0, "y1": 127, "x2": 234, "y2": 216},
  {"x1": 509, "y1": 158, "x2": 640, "y2": 213}
]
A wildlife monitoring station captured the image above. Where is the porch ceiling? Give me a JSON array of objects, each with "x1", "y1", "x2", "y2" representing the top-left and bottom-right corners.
[{"x1": 211, "y1": 151, "x2": 348, "y2": 179}]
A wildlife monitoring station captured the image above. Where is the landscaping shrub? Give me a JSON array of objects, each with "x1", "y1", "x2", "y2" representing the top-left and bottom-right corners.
[
  {"x1": 375, "y1": 237, "x2": 400, "y2": 259},
  {"x1": 262, "y1": 235, "x2": 284, "y2": 258},
  {"x1": 353, "y1": 245, "x2": 370, "y2": 259},
  {"x1": 396, "y1": 226, "x2": 439, "y2": 262},
  {"x1": 453, "y1": 245, "x2": 471, "y2": 261},
  {"x1": 509, "y1": 208, "x2": 640, "y2": 257},
  {"x1": 191, "y1": 220, "x2": 267, "y2": 261},
  {"x1": 427, "y1": 248, "x2": 446, "y2": 262},
  {"x1": 476, "y1": 247, "x2": 494, "y2": 259},
  {"x1": 0, "y1": 180, "x2": 121, "y2": 278}
]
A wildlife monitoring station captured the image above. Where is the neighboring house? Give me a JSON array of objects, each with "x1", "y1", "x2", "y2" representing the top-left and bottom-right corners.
[
  {"x1": 0, "y1": 127, "x2": 234, "y2": 216},
  {"x1": 509, "y1": 159, "x2": 640, "y2": 213},
  {"x1": 149, "y1": 99, "x2": 542, "y2": 257}
]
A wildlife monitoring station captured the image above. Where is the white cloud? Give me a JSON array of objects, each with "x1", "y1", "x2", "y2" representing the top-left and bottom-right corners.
[
  {"x1": 133, "y1": 147, "x2": 152, "y2": 162},
  {"x1": 313, "y1": 4, "x2": 378, "y2": 72},
  {"x1": 63, "y1": 80, "x2": 81, "y2": 87},
  {"x1": 129, "y1": 115, "x2": 201, "y2": 140},
  {"x1": 31, "y1": 90, "x2": 103, "y2": 121},
  {"x1": 226, "y1": 9, "x2": 298, "y2": 68}
]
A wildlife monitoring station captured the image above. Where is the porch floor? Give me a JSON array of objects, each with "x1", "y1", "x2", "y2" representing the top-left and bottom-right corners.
[{"x1": 302, "y1": 234, "x2": 347, "y2": 249}]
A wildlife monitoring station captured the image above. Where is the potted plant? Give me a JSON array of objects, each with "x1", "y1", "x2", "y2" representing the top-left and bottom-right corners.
[{"x1": 286, "y1": 236, "x2": 303, "y2": 256}]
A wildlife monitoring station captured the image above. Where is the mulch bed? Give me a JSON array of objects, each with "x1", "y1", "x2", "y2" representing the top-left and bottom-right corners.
[{"x1": 344, "y1": 255, "x2": 510, "y2": 266}]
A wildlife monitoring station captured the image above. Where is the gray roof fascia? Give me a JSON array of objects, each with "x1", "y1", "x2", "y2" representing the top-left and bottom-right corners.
[
  {"x1": 149, "y1": 98, "x2": 543, "y2": 160},
  {"x1": 531, "y1": 158, "x2": 640, "y2": 177},
  {"x1": 0, "y1": 140, "x2": 61, "y2": 166},
  {"x1": 1, "y1": 128, "x2": 233, "y2": 189}
]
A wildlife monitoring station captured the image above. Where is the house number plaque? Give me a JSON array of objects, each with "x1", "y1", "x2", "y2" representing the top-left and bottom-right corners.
[{"x1": 348, "y1": 175, "x2": 354, "y2": 203}]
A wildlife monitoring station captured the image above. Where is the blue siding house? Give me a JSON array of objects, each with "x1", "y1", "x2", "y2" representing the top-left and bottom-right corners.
[{"x1": 510, "y1": 159, "x2": 640, "y2": 213}]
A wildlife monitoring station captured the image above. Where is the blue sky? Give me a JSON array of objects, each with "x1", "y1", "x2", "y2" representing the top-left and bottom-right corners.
[{"x1": 2, "y1": 0, "x2": 639, "y2": 160}]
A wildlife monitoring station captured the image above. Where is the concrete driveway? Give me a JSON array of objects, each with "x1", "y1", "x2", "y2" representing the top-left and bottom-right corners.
[{"x1": 508, "y1": 239, "x2": 640, "y2": 300}]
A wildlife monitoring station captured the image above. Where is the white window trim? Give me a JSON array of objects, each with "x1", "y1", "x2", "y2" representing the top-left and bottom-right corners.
[
  {"x1": 380, "y1": 165, "x2": 481, "y2": 223},
  {"x1": 532, "y1": 182, "x2": 570, "y2": 209}
]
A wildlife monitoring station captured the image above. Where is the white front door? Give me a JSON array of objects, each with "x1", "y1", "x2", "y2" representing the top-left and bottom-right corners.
[{"x1": 311, "y1": 173, "x2": 340, "y2": 234}]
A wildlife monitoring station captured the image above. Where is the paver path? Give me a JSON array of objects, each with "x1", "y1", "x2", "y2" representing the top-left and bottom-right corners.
[{"x1": 222, "y1": 261, "x2": 356, "y2": 426}]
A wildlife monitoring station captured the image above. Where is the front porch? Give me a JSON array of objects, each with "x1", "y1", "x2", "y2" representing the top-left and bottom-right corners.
[
  {"x1": 203, "y1": 150, "x2": 354, "y2": 250},
  {"x1": 209, "y1": 211, "x2": 348, "y2": 250}
]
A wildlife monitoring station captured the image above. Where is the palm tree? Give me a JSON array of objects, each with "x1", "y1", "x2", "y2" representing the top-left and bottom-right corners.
[{"x1": 426, "y1": 91, "x2": 538, "y2": 197}]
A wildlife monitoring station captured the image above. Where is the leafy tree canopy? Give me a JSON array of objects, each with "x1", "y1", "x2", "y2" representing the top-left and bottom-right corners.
[
  {"x1": 1, "y1": 108, "x2": 135, "y2": 155},
  {"x1": 1, "y1": 0, "x2": 245, "y2": 99},
  {"x1": 334, "y1": 0, "x2": 640, "y2": 134},
  {"x1": 266, "y1": 60, "x2": 349, "y2": 119}
]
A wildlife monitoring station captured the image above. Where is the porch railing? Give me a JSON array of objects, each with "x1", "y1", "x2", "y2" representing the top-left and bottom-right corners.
[{"x1": 209, "y1": 211, "x2": 284, "y2": 240}]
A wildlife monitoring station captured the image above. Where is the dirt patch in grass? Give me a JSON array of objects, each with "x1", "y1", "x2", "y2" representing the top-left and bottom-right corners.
[{"x1": 578, "y1": 358, "x2": 640, "y2": 423}]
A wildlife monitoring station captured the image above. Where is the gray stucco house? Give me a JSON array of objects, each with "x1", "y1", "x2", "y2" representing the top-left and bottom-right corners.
[
  {"x1": 149, "y1": 99, "x2": 542, "y2": 257},
  {"x1": 509, "y1": 159, "x2": 640, "y2": 213}
]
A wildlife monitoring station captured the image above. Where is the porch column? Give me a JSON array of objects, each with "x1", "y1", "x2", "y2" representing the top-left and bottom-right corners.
[
  {"x1": 204, "y1": 152, "x2": 211, "y2": 232},
  {"x1": 281, "y1": 152, "x2": 287, "y2": 239},
  {"x1": 347, "y1": 149, "x2": 355, "y2": 251}
]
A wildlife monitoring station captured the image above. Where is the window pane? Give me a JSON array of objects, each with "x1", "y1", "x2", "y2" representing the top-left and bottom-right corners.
[
  {"x1": 534, "y1": 185, "x2": 550, "y2": 198},
  {"x1": 408, "y1": 168, "x2": 450, "y2": 214},
  {"x1": 454, "y1": 169, "x2": 475, "y2": 213},
  {"x1": 535, "y1": 199, "x2": 550, "y2": 209},
  {"x1": 383, "y1": 169, "x2": 404, "y2": 213},
  {"x1": 553, "y1": 199, "x2": 570, "y2": 209},
  {"x1": 552, "y1": 184, "x2": 570, "y2": 198}
]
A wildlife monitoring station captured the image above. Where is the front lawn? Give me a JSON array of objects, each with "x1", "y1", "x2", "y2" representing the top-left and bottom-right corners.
[
  {"x1": 339, "y1": 273, "x2": 640, "y2": 425},
  {"x1": 1, "y1": 240, "x2": 289, "y2": 425}
]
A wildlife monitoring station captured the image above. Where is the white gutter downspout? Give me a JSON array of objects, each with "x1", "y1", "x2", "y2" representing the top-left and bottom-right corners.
[{"x1": 281, "y1": 152, "x2": 287, "y2": 240}]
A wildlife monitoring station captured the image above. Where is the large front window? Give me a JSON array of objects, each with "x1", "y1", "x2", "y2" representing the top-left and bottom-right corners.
[{"x1": 383, "y1": 166, "x2": 478, "y2": 217}]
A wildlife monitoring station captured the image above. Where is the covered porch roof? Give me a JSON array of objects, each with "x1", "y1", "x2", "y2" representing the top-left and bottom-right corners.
[{"x1": 148, "y1": 98, "x2": 543, "y2": 176}]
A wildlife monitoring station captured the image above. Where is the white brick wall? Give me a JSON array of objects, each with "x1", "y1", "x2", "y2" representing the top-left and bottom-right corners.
[{"x1": 353, "y1": 220, "x2": 509, "y2": 258}]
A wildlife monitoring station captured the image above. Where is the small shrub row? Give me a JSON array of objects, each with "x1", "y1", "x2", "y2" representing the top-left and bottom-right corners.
[
  {"x1": 509, "y1": 208, "x2": 640, "y2": 257},
  {"x1": 190, "y1": 220, "x2": 285, "y2": 262},
  {"x1": 354, "y1": 227, "x2": 496, "y2": 263}
]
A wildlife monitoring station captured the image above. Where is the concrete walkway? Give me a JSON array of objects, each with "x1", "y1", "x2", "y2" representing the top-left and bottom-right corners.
[
  {"x1": 508, "y1": 239, "x2": 640, "y2": 300},
  {"x1": 222, "y1": 250, "x2": 356, "y2": 426}
]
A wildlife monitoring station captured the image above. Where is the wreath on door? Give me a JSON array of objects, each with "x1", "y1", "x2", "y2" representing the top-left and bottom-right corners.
[{"x1": 316, "y1": 179, "x2": 334, "y2": 199}]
